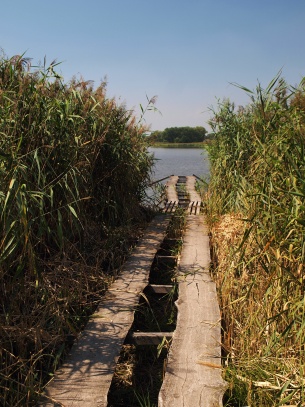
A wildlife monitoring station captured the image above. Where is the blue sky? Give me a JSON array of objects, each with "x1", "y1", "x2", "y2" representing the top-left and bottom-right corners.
[{"x1": 1, "y1": 0, "x2": 305, "y2": 132}]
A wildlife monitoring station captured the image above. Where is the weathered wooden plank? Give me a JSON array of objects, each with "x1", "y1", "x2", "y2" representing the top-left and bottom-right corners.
[
  {"x1": 155, "y1": 255, "x2": 177, "y2": 268},
  {"x1": 185, "y1": 175, "x2": 201, "y2": 204},
  {"x1": 130, "y1": 332, "x2": 173, "y2": 345},
  {"x1": 158, "y1": 215, "x2": 227, "y2": 407},
  {"x1": 164, "y1": 200, "x2": 178, "y2": 213},
  {"x1": 39, "y1": 214, "x2": 171, "y2": 407},
  {"x1": 148, "y1": 284, "x2": 174, "y2": 294},
  {"x1": 166, "y1": 176, "x2": 178, "y2": 202}
]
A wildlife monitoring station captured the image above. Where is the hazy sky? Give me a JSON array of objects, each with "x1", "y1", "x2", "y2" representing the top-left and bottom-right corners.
[{"x1": 1, "y1": 0, "x2": 305, "y2": 131}]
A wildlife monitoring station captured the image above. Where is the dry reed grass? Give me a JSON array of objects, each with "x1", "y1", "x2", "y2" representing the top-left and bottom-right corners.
[
  {"x1": 206, "y1": 73, "x2": 305, "y2": 406},
  {"x1": 0, "y1": 53, "x2": 157, "y2": 406}
]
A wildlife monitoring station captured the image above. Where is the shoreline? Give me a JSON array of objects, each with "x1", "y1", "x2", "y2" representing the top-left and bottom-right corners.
[{"x1": 147, "y1": 142, "x2": 209, "y2": 148}]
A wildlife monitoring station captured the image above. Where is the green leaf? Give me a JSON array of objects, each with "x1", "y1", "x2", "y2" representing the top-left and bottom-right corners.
[
  {"x1": 68, "y1": 204, "x2": 78, "y2": 219},
  {"x1": 265, "y1": 70, "x2": 282, "y2": 94},
  {"x1": 230, "y1": 82, "x2": 254, "y2": 94},
  {"x1": 2, "y1": 177, "x2": 17, "y2": 219},
  {"x1": 1, "y1": 236, "x2": 18, "y2": 262}
]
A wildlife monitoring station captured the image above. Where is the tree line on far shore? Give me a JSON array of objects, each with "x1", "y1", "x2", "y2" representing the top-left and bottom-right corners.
[{"x1": 147, "y1": 126, "x2": 207, "y2": 143}]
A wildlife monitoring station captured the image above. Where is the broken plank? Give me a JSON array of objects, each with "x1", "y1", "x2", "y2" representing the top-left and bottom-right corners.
[{"x1": 155, "y1": 255, "x2": 177, "y2": 268}]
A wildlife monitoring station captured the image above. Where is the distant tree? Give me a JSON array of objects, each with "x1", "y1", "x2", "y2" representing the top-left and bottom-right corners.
[
  {"x1": 147, "y1": 130, "x2": 162, "y2": 142},
  {"x1": 148, "y1": 126, "x2": 207, "y2": 143}
]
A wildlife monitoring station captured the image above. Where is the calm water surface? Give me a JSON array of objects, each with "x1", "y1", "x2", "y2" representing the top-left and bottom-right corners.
[{"x1": 149, "y1": 147, "x2": 210, "y2": 183}]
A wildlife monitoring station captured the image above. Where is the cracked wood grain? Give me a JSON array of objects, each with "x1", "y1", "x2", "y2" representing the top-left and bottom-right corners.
[{"x1": 158, "y1": 214, "x2": 227, "y2": 407}]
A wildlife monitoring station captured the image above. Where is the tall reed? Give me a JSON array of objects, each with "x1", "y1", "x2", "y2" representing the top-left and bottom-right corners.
[
  {"x1": 0, "y1": 54, "x2": 155, "y2": 405},
  {"x1": 206, "y1": 73, "x2": 305, "y2": 406}
]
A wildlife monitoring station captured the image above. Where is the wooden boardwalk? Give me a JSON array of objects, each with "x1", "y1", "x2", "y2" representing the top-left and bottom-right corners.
[
  {"x1": 164, "y1": 175, "x2": 202, "y2": 214},
  {"x1": 165, "y1": 175, "x2": 179, "y2": 202},
  {"x1": 39, "y1": 175, "x2": 226, "y2": 407},
  {"x1": 39, "y1": 215, "x2": 171, "y2": 407},
  {"x1": 158, "y1": 215, "x2": 226, "y2": 406},
  {"x1": 159, "y1": 175, "x2": 226, "y2": 406}
]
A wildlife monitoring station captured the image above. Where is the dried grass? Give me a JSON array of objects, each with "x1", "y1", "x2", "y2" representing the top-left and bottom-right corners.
[{"x1": 207, "y1": 73, "x2": 305, "y2": 406}]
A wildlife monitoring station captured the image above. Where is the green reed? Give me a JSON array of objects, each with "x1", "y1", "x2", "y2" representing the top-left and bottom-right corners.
[
  {"x1": 0, "y1": 53, "x2": 155, "y2": 405},
  {"x1": 206, "y1": 73, "x2": 305, "y2": 406}
]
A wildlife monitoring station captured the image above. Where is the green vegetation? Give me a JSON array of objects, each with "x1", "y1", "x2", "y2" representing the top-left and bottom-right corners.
[
  {"x1": 0, "y1": 54, "x2": 155, "y2": 405},
  {"x1": 206, "y1": 72, "x2": 305, "y2": 406},
  {"x1": 148, "y1": 126, "x2": 207, "y2": 144}
]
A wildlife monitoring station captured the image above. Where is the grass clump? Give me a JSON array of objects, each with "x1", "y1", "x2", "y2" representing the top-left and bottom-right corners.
[
  {"x1": 206, "y1": 72, "x2": 305, "y2": 406},
  {"x1": 0, "y1": 53, "x2": 156, "y2": 405}
]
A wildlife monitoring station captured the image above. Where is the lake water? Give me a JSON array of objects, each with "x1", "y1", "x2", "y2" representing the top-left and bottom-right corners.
[{"x1": 149, "y1": 147, "x2": 210, "y2": 183}]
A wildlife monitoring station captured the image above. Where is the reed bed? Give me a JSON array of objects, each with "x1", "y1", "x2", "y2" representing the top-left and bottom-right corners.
[
  {"x1": 206, "y1": 73, "x2": 305, "y2": 406},
  {"x1": 0, "y1": 54, "x2": 155, "y2": 405}
]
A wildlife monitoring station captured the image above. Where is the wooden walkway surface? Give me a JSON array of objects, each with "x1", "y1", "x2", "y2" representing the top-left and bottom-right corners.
[
  {"x1": 39, "y1": 175, "x2": 226, "y2": 407},
  {"x1": 164, "y1": 175, "x2": 202, "y2": 214},
  {"x1": 158, "y1": 215, "x2": 226, "y2": 406},
  {"x1": 159, "y1": 175, "x2": 226, "y2": 406},
  {"x1": 165, "y1": 175, "x2": 178, "y2": 202},
  {"x1": 39, "y1": 215, "x2": 171, "y2": 407}
]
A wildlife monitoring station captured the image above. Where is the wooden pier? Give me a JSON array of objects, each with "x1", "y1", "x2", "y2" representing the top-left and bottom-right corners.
[
  {"x1": 163, "y1": 175, "x2": 203, "y2": 214},
  {"x1": 159, "y1": 175, "x2": 226, "y2": 406},
  {"x1": 158, "y1": 215, "x2": 226, "y2": 406},
  {"x1": 39, "y1": 175, "x2": 226, "y2": 407}
]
